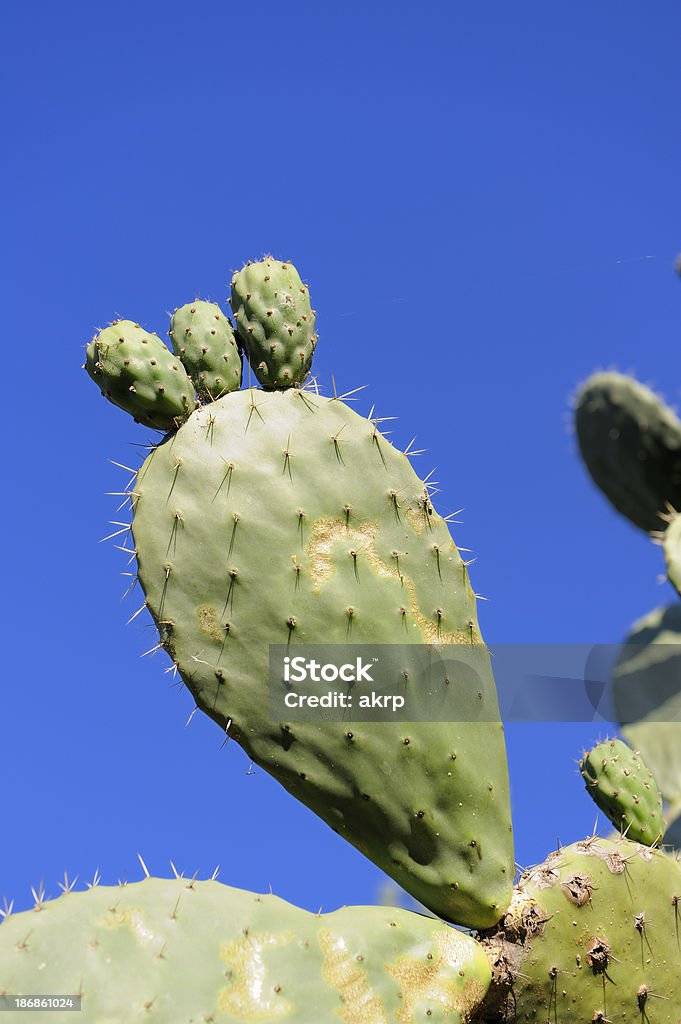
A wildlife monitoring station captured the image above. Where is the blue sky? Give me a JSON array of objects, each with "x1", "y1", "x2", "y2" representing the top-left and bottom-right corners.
[{"x1": 3, "y1": 2, "x2": 681, "y2": 917}]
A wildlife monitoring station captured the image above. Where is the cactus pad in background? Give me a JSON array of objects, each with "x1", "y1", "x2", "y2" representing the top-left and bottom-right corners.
[
  {"x1": 131, "y1": 388, "x2": 514, "y2": 929},
  {"x1": 662, "y1": 508, "x2": 681, "y2": 598},
  {"x1": 667, "y1": 805, "x2": 681, "y2": 848},
  {"x1": 613, "y1": 604, "x2": 681, "y2": 813},
  {"x1": 231, "y1": 258, "x2": 317, "y2": 389},
  {"x1": 85, "y1": 320, "x2": 196, "y2": 431},
  {"x1": 479, "y1": 837, "x2": 681, "y2": 1023},
  {"x1": 169, "y1": 300, "x2": 242, "y2": 402},
  {"x1": 574, "y1": 371, "x2": 681, "y2": 532},
  {"x1": 0, "y1": 875, "x2": 491, "y2": 1024},
  {"x1": 579, "y1": 738, "x2": 663, "y2": 845}
]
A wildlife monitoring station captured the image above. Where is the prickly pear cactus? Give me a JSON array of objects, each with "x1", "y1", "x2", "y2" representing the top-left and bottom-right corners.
[
  {"x1": 169, "y1": 300, "x2": 242, "y2": 402},
  {"x1": 0, "y1": 875, "x2": 491, "y2": 1023},
  {"x1": 231, "y1": 258, "x2": 317, "y2": 388},
  {"x1": 574, "y1": 371, "x2": 681, "y2": 532},
  {"x1": 579, "y1": 738, "x2": 663, "y2": 845},
  {"x1": 130, "y1": 385, "x2": 514, "y2": 928},
  {"x1": 83, "y1": 259, "x2": 515, "y2": 928},
  {"x1": 479, "y1": 837, "x2": 681, "y2": 1022},
  {"x1": 85, "y1": 320, "x2": 196, "y2": 431}
]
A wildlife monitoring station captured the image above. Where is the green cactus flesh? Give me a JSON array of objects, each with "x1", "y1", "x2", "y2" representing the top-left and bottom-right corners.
[
  {"x1": 0, "y1": 876, "x2": 492, "y2": 1024},
  {"x1": 85, "y1": 320, "x2": 196, "y2": 431},
  {"x1": 230, "y1": 259, "x2": 317, "y2": 389},
  {"x1": 613, "y1": 604, "x2": 681, "y2": 806},
  {"x1": 129, "y1": 389, "x2": 514, "y2": 929},
  {"x1": 574, "y1": 371, "x2": 681, "y2": 532},
  {"x1": 579, "y1": 738, "x2": 664, "y2": 846},
  {"x1": 169, "y1": 300, "x2": 242, "y2": 402},
  {"x1": 479, "y1": 837, "x2": 681, "y2": 1022}
]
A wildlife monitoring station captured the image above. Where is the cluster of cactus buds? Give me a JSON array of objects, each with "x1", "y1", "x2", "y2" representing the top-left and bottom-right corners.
[{"x1": 0, "y1": 875, "x2": 492, "y2": 1021}]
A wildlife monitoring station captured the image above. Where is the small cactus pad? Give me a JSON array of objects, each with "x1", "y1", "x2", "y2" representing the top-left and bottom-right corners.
[
  {"x1": 579, "y1": 738, "x2": 663, "y2": 845},
  {"x1": 169, "y1": 300, "x2": 242, "y2": 402},
  {"x1": 230, "y1": 258, "x2": 317, "y2": 389},
  {"x1": 479, "y1": 837, "x2": 681, "y2": 1022},
  {"x1": 613, "y1": 604, "x2": 681, "y2": 809},
  {"x1": 0, "y1": 876, "x2": 492, "y2": 1023},
  {"x1": 130, "y1": 389, "x2": 514, "y2": 929},
  {"x1": 85, "y1": 320, "x2": 195, "y2": 431},
  {"x1": 574, "y1": 371, "x2": 681, "y2": 531}
]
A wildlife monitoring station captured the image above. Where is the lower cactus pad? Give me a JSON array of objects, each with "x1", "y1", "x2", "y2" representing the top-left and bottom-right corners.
[{"x1": 0, "y1": 876, "x2": 491, "y2": 1023}]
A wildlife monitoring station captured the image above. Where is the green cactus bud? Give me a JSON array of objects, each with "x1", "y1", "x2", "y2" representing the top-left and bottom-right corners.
[
  {"x1": 579, "y1": 738, "x2": 663, "y2": 845},
  {"x1": 574, "y1": 371, "x2": 681, "y2": 532},
  {"x1": 129, "y1": 388, "x2": 514, "y2": 929},
  {"x1": 479, "y1": 837, "x2": 681, "y2": 1022},
  {"x1": 85, "y1": 320, "x2": 195, "y2": 431},
  {"x1": 169, "y1": 300, "x2": 242, "y2": 402},
  {"x1": 0, "y1": 875, "x2": 492, "y2": 1023},
  {"x1": 230, "y1": 258, "x2": 317, "y2": 389}
]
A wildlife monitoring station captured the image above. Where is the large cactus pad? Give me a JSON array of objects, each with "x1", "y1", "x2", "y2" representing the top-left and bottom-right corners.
[
  {"x1": 130, "y1": 389, "x2": 514, "y2": 928},
  {"x1": 0, "y1": 876, "x2": 491, "y2": 1023}
]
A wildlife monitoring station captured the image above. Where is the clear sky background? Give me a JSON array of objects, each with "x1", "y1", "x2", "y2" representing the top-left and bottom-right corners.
[{"x1": 3, "y1": 2, "x2": 681, "y2": 917}]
